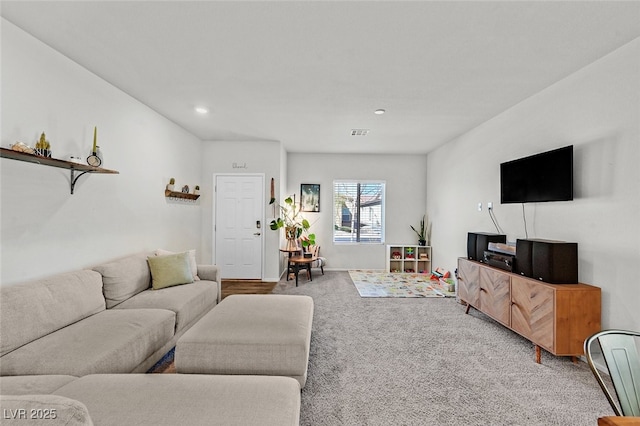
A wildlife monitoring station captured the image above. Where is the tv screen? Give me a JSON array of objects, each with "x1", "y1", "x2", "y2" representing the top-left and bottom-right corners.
[{"x1": 500, "y1": 145, "x2": 573, "y2": 204}]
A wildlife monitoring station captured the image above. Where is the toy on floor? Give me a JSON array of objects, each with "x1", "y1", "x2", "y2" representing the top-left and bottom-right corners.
[{"x1": 429, "y1": 267, "x2": 451, "y2": 280}]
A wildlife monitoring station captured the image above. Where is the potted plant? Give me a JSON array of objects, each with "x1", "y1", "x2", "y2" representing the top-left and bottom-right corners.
[
  {"x1": 193, "y1": 185, "x2": 200, "y2": 195},
  {"x1": 167, "y1": 178, "x2": 175, "y2": 191},
  {"x1": 269, "y1": 196, "x2": 315, "y2": 251},
  {"x1": 410, "y1": 215, "x2": 430, "y2": 246}
]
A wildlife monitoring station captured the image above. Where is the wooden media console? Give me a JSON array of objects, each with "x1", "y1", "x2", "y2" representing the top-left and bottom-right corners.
[{"x1": 457, "y1": 258, "x2": 601, "y2": 363}]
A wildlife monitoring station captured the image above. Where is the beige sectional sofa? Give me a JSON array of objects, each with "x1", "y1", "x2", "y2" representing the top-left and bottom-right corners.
[
  {"x1": 1, "y1": 374, "x2": 301, "y2": 426},
  {"x1": 0, "y1": 252, "x2": 302, "y2": 425},
  {"x1": 1, "y1": 252, "x2": 220, "y2": 375}
]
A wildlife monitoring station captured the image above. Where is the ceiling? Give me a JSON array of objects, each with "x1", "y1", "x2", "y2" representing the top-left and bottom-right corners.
[{"x1": 2, "y1": 1, "x2": 640, "y2": 154}]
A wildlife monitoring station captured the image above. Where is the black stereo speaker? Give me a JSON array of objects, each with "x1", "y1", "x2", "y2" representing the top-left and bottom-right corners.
[
  {"x1": 532, "y1": 240, "x2": 578, "y2": 284},
  {"x1": 516, "y1": 239, "x2": 578, "y2": 283},
  {"x1": 467, "y1": 232, "x2": 506, "y2": 262},
  {"x1": 515, "y1": 239, "x2": 534, "y2": 277}
]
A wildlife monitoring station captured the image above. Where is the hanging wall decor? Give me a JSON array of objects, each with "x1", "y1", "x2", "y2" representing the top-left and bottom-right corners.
[{"x1": 300, "y1": 184, "x2": 320, "y2": 212}]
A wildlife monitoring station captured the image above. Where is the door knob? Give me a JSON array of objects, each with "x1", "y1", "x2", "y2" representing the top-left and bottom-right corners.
[{"x1": 253, "y1": 232, "x2": 261, "y2": 236}]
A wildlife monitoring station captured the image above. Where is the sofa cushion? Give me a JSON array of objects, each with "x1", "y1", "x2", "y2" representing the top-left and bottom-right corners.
[
  {"x1": 175, "y1": 295, "x2": 314, "y2": 387},
  {"x1": 54, "y1": 374, "x2": 300, "y2": 426},
  {"x1": 155, "y1": 249, "x2": 200, "y2": 281},
  {"x1": 113, "y1": 281, "x2": 216, "y2": 333},
  {"x1": 0, "y1": 376, "x2": 78, "y2": 395},
  {"x1": 92, "y1": 253, "x2": 151, "y2": 308},
  {"x1": 0, "y1": 309, "x2": 175, "y2": 376},
  {"x1": 0, "y1": 394, "x2": 93, "y2": 426},
  {"x1": 147, "y1": 252, "x2": 194, "y2": 290},
  {"x1": 0, "y1": 270, "x2": 105, "y2": 357}
]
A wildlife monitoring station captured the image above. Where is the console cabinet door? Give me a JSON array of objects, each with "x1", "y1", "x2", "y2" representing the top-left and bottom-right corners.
[
  {"x1": 479, "y1": 266, "x2": 511, "y2": 326},
  {"x1": 458, "y1": 259, "x2": 480, "y2": 308},
  {"x1": 510, "y1": 276, "x2": 555, "y2": 352}
]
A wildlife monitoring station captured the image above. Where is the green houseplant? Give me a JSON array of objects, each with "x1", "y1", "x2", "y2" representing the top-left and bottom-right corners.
[
  {"x1": 269, "y1": 196, "x2": 316, "y2": 250},
  {"x1": 410, "y1": 215, "x2": 430, "y2": 246}
]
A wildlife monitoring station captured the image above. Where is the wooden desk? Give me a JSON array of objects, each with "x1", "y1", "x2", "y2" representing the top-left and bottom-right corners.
[
  {"x1": 598, "y1": 417, "x2": 640, "y2": 425},
  {"x1": 288, "y1": 256, "x2": 317, "y2": 287}
]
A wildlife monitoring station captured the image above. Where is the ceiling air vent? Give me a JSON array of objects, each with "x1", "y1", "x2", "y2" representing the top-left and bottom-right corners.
[{"x1": 351, "y1": 129, "x2": 369, "y2": 136}]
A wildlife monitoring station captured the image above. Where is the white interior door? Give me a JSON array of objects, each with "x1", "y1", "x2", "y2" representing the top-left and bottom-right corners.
[{"x1": 215, "y1": 174, "x2": 264, "y2": 279}]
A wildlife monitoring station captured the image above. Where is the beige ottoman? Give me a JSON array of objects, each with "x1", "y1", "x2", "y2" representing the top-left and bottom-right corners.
[{"x1": 175, "y1": 294, "x2": 314, "y2": 388}]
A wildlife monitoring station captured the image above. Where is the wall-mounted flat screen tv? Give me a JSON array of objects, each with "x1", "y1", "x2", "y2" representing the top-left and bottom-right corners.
[{"x1": 500, "y1": 145, "x2": 573, "y2": 204}]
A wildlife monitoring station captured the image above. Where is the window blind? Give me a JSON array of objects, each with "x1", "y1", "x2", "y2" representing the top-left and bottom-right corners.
[{"x1": 333, "y1": 180, "x2": 385, "y2": 244}]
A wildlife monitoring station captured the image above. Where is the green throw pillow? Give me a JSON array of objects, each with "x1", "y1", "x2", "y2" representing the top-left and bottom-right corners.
[{"x1": 147, "y1": 252, "x2": 194, "y2": 290}]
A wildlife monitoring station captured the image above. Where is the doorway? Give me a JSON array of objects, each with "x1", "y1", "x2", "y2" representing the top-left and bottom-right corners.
[{"x1": 214, "y1": 174, "x2": 264, "y2": 279}]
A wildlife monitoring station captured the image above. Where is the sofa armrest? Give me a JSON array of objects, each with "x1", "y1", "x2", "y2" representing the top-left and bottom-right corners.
[
  {"x1": 197, "y1": 265, "x2": 218, "y2": 282},
  {"x1": 197, "y1": 265, "x2": 221, "y2": 304},
  {"x1": 0, "y1": 394, "x2": 94, "y2": 425}
]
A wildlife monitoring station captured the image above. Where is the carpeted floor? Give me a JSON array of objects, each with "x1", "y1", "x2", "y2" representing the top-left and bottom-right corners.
[
  {"x1": 150, "y1": 270, "x2": 614, "y2": 425},
  {"x1": 271, "y1": 271, "x2": 614, "y2": 425}
]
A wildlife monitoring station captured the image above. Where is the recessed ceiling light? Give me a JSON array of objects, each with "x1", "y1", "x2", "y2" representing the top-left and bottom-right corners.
[
  {"x1": 374, "y1": 109, "x2": 386, "y2": 115},
  {"x1": 195, "y1": 106, "x2": 209, "y2": 114}
]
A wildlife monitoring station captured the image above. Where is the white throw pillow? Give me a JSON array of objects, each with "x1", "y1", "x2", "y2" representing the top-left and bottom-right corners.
[{"x1": 154, "y1": 249, "x2": 200, "y2": 281}]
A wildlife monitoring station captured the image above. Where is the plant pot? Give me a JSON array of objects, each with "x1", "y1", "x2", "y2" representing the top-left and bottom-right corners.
[
  {"x1": 166, "y1": 184, "x2": 175, "y2": 191},
  {"x1": 419, "y1": 240, "x2": 426, "y2": 246},
  {"x1": 285, "y1": 238, "x2": 299, "y2": 252}
]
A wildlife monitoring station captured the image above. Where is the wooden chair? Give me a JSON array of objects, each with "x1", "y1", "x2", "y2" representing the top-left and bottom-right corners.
[
  {"x1": 306, "y1": 245, "x2": 325, "y2": 276},
  {"x1": 584, "y1": 329, "x2": 640, "y2": 416}
]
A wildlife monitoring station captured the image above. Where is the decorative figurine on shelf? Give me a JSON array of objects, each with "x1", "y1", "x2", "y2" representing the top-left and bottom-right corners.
[
  {"x1": 405, "y1": 247, "x2": 415, "y2": 259},
  {"x1": 167, "y1": 178, "x2": 175, "y2": 191},
  {"x1": 193, "y1": 185, "x2": 200, "y2": 195},
  {"x1": 392, "y1": 251, "x2": 402, "y2": 259},
  {"x1": 87, "y1": 127, "x2": 102, "y2": 167},
  {"x1": 181, "y1": 185, "x2": 189, "y2": 193},
  {"x1": 34, "y1": 132, "x2": 51, "y2": 158},
  {"x1": 11, "y1": 141, "x2": 35, "y2": 154}
]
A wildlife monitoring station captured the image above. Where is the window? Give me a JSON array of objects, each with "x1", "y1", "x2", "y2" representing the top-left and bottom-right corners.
[{"x1": 333, "y1": 180, "x2": 385, "y2": 244}]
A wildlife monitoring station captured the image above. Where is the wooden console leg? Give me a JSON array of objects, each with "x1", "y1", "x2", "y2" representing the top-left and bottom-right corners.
[
  {"x1": 535, "y1": 345, "x2": 541, "y2": 364},
  {"x1": 465, "y1": 303, "x2": 471, "y2": 314}
]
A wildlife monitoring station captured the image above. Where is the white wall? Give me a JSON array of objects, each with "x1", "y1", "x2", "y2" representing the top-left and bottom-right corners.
[
  {"x1": 200, "y1": 140, "x2": 284, "y2": 281},
  {"x1": 426, "y1": 38, "x2": 640, "y2": 330},
  {"x1": 1, "y1": 19, "x2": 203, "y2": 285},
  {"x1": 287, "y1": 153, "x2": 428, "y2": 271}
]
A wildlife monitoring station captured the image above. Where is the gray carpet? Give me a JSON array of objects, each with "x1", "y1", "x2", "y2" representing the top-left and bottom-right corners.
[{"x1": 273, "y1": 271, "x2": 613, "y2": 425}]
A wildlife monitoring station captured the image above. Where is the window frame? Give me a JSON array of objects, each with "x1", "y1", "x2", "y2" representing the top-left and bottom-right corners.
[{"x1": 332, "y1": 180, "x2": 386, "y2": 245}]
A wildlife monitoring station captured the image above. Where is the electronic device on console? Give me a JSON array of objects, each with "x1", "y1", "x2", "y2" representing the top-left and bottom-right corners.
[
  {"x1": 467, "y1": 232, "x2": 506, "y2": 262},
  {"x1": 483, "y1": 250, "x2": 515, "y2": 272},
  {"x1": 515, "y1": 239, "x2": 578, "y2": 284},
  {"x1": 468, "y1": 233, "x2": 578, "y2": 284}
]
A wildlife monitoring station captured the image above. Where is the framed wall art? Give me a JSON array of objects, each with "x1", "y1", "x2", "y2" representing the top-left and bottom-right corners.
[{"x1": 300, "y1": 184, "x2": 320, "y2": 212}]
